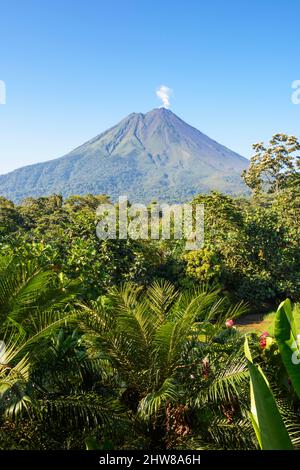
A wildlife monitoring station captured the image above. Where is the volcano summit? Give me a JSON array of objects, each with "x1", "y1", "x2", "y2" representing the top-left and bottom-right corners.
[{"x1": 0, "y1": 108, "x2": 248, "y2": 203}]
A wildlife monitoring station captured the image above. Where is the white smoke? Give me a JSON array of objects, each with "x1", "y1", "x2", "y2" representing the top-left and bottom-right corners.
[{"x1": 156, "y1": 85, "x2": 172, "y2": 109}]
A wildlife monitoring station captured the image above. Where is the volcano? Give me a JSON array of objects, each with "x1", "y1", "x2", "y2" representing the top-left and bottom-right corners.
[{"x1": 0, "y1": 108, "x2": 249, "y2": 203}]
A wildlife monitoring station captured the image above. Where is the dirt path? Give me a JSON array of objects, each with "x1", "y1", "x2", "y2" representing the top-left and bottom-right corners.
[
  {"x1": 236, "y1": 313, "x2": 270, "y2": 334},
  {"x1": 236, "y1": 313, "x2": 263, "y2": 325}
]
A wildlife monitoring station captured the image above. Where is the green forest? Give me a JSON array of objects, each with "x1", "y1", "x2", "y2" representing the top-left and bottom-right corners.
[{"x1": 0, "y1": 134, "x2": 299, "y2": 450}]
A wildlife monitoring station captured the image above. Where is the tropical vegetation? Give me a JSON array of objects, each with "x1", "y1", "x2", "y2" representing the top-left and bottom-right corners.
[{"x1": 0, "y1": 133, "x2": 299, "y2": 450}]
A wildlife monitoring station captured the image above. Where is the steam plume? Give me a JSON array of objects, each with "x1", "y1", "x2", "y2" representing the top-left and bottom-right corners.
[{"x1": 156, "y1": 85, "x2": 172, "y2": 108}]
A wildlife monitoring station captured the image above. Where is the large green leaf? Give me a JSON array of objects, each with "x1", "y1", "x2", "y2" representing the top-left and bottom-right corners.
[
  {"x1": 275, "y1": 299, "x2": 300, "y2": 399},
  {"x1": 244, "y1": 337, "x2": 293, "y2": 450}
]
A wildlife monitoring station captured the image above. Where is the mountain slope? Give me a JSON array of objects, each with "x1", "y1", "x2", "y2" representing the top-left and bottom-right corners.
[{"x1": 0, "y1": 108, "x2": 249, "y2": 203}]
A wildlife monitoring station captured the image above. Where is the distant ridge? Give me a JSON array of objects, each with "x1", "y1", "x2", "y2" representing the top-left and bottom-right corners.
[{"x1": 0, "y1": 108, "x2": 249, "y2": 203}]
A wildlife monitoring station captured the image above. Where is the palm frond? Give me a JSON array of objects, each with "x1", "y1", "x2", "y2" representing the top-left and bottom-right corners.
[
  {"x1": 146, "y1": 280, "x2": 178, "y2": 320},
  {"x1": 196, "y1": 355, "x2": 248, "y2": 406},
  {"x1": 138, "y1": 378, "x2": 180, "y2": 419}
]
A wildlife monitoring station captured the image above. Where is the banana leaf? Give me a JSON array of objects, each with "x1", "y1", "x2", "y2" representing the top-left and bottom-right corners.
[
  {"x1": 275, "y1": 299, "x2": 300, "y2": 399},
  {"x1": 244, "y1": 337, "x2": 293, "y2": 450}
]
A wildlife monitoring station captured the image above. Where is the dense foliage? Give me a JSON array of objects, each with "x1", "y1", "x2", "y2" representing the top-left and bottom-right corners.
[{"x1": 0, "y1": 134, "x2": 299, "y2": 450}]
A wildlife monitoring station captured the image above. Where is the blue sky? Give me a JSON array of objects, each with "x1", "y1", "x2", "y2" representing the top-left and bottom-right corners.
[{"x1": 0, "y1": 0, "x2": 299, "y2": 174}]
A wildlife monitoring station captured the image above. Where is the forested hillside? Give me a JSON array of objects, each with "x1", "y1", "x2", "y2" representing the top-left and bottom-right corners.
[{"x1": 0, "y1": 134, "x2": 299, "y2": 450}]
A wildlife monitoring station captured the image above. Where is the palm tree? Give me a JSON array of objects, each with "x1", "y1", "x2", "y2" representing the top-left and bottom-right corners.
[
  {"x1": 0, "y1": 254, "x2": 130, "y2": 449},
  {"x1": 79, "y1": 280, "x2": 251, "y2": 449},
  {"x1": 0, "y1": 254, "x2": 76, "y2": 418}
]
